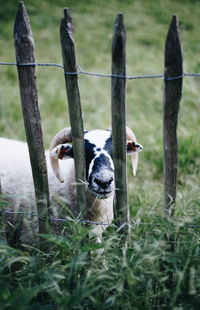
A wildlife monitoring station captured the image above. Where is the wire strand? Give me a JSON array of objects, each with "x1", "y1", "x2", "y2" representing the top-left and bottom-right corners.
[
  {"x1": 1, "y1": 61, "x2": 200, "y2": 228},
  {"x1": 1, "y1": 210, "x2": 200, "y2": 228},
  {"x1": 1, "y1": 61, "x2": 200, "y2": 81}
]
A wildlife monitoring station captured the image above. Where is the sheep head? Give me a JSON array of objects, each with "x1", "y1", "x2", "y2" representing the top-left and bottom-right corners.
[{"x1": 50, "y1": 127, "x2": 142, "y2": 198}]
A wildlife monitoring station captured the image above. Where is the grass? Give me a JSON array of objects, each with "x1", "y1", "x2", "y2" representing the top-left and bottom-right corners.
[
  {"x1": 0, "y1": 0, "x2": 200, "y2": 308},
  {"x1": 0, "y1": 215, "x2": 200, "y2": 309}
]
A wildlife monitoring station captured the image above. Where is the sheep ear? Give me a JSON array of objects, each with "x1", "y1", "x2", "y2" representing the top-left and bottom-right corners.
[
  {"x1": 126, "y1": 140, "x2": 143, "y2": 177},
  {"x1": 127, "y1": 140, "x2": 143, "y2": 154},
  {"x1": 50, "y1": 144, "x2": 73, "y2": 160}
]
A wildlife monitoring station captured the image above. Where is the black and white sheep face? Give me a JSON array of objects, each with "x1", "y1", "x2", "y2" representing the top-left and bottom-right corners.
[
  {"x1": 84, "y1": 130, "x2": 114, "y2": 199},
  {"x1": 50, "y1": 129, "x2": 143, "y2": 199}
]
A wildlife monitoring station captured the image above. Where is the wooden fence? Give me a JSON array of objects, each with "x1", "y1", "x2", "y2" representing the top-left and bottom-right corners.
[
  {"x1": 14, "y1": 2, "x2": 50, "y2": 235},
  {"x1": 3, "y1": 2, "x2": 183, "y2": 241}
]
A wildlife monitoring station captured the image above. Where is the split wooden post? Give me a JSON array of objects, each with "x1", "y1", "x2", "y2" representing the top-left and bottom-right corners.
[
  {"x1": 14, "y1": 2, "x2": 50, "y2": 234},
  {"x1": 60, "y1": 8, "x2": 86, "y2": 218},
  {"x1": 0, "y1": 178, "x2": 4, "y2": 240},
  {"x1": 111, "y1": 13, "x2": 129, "y2": 229},
  {"x1": 163, "y1": 15, "x2": 183, "y2": 216}
]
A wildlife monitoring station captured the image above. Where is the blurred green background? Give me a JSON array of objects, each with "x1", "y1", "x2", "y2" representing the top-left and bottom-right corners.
[
  {"x1": 0, "y1": 2, "x2": 200, "y2": 308},
  {"x1": 0, "y1": 0, "x2": 199, "y2": 217}
]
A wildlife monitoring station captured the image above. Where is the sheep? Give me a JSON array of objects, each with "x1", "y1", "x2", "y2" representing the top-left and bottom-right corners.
[{"x1": 0, "y1": 127, "x2": 142, "y2": 246}]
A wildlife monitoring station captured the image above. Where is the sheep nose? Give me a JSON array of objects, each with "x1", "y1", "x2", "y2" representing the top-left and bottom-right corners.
[{"x1": 94, "y1": 177, "x2": 113, "y2": 189}]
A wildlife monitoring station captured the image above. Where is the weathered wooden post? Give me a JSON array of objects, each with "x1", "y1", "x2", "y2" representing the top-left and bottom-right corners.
[
  {"x1": 163, "y1": 14, "x2": 183, "y2": 217},
  {"x1": 14, "y1": 2, "x2": 50, "y2": 235},
  {"x1": 60, "y1": 8, "x2": 86, "y2": 217},
  {"x1": 0, "y1": 179, "x2": 4, "y2": 240},
  {"x1": 160, "y1": 16, "x2": 183, "y2": 304},
  {"x1": 111, "y1": 13, "x2": 129, "y2": 230}
]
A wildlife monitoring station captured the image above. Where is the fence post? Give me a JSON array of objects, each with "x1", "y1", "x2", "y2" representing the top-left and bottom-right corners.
[
  {"x1": 163, "y1": 14, "x2": 183, "y2": 217},
  {"x1": 60, "y1": 8, "x2": 86, "y2": 218},
  {"x1": 14, "y1": 2, "x2": 50, "y2": 235},
  {"x1": 111, "y1": 13, "x2": 129, "y2": 230},
  {"x1": 0, "y1": 178, "x2": 4, "y2": 240}
]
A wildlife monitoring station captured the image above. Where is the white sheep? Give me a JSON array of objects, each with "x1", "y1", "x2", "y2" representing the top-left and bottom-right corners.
[{"x1": 0, "y1": 127, "x2": 142, "y2": 246}]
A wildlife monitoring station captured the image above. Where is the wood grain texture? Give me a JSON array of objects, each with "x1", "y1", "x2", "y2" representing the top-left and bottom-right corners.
[
  {"x1": 14, "y1": 2, "x2": 50, "y2": 234},
  {"x1": 163, "y1": 15, "x2": 183, "y2": 216},
  {"x1": 60, "y1": 8, "x2": 86, "y2": 217},
  {"x1": 111, "y1": 13, "x2": 129, "y2": 227}
]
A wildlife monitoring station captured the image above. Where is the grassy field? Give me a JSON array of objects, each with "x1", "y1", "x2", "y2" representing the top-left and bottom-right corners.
[{"x1": 0, "y1": 0, "x2": 200, "y2": 309}]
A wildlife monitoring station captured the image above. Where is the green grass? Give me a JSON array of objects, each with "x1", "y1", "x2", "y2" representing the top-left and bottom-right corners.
[
  {"x1": 0, "y1": 216, "x2": 200, "y2": 309},
  {"x1": 0, "y1": 0, "x2": 200, "y2": 308}
]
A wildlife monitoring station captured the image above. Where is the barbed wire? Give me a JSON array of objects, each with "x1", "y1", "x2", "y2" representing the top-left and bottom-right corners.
[
  {"x1": 1, "y1": 61, "x2": 200, "y2": 80},
  {"x1": 1, "y1": 210, "x2": 200, "y2": 228},
  {"x1": 1, "y1": 61, "x2": 200, "y2": 228},
  {"x1": 0, "y1": 210, "x2": 114, "y2": 226}
]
